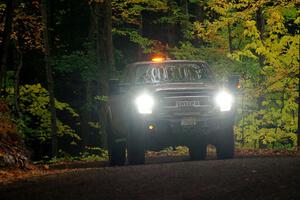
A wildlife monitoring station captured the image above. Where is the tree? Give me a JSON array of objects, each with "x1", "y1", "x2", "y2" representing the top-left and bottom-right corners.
[
  {"x1": 0, "y1": 0, "x2": 14, "y2": 96},
  {"x1": 194, "y1": 0, "x2": 299, "y2": 148},
  {"x1": 11, "y1": 1, "x2": 43, "y2": 117},
  {"x1": 112, "y1": 0, "x2": 168, "y2": 57},
  {"x1": 41, "y1": 0, "x2": 58, "y2": 157},
  {"x1": 93, "y1": 0, "x2": 115, "y2": 147}
]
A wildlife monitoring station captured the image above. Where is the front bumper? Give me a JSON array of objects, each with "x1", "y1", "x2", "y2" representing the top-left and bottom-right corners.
[
  {"x1": 134, "y1": 112, "x2": 235, "y2": 150},
  {"x1": 146, "y1": 113, "x2": 233, "y2": 133}
]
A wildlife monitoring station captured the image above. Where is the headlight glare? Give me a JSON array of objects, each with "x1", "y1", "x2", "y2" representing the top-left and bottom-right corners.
[
  {"x1": 135, "y1": 94, "x2": 154, "y2": 114},
  {"x1": 215, "y1": 91, "x2": 233, "y2": 112}
]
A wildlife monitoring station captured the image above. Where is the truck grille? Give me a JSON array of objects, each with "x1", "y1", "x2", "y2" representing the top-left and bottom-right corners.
[{"x1": 154, "y1": 89, "x2": 215, "y2": 117}]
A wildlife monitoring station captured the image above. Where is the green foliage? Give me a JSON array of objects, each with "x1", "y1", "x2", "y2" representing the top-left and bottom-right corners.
[
  {"x1": 168, "y1": 42, "x2": 241, "y2": 78},
  {"x1": 114, "y1": 29, "x2": 159, "y2": 54},
  {"x1": 46, "y1": 147, "x2": 108, "y2": 164},
  {"x1": 112, "y1": 0, "x2": 168, "y2": 25},
  {"x1": 168, "y1": 42, "x2": 202, "y2": 60},
  {"x1": 88, "y1": 121, "x2": 101, "y2": 129},
  {"x1": 55, "y1": 46, "x2": 98, "y2": 81},
  {"x1": 94, "y1": 95, "x2": 108, "y2": 102},
  {"x1": 79, "y1": 146, "x2": 108, "y2": 161},
  {"x1": 1, "y1": 0, "x2": 298, "y2": 153},
  {"x1": 156, "y1": 1, "x2": 193, "y2": 40},
  {"x1": 192, "y1": 0, "x2": 299, "y2": 148},
  {"x1": 6, "y1": 84, "x2": 80, "y2": 143},
  {"x1": 112, "y1": 0, "x2": 194, "y2": 54},
  {"x1": 9, "y1": 1, "x2": 43, "y2": 51},
  {"x1": 235, "y1": 4, "x2": 298, "y2": 147},
  {"x1": 112, "y1": 0, "x2": 169, "y2": 55},
  {"x1": 158, "y1": 146, "x2": 188, "y2": 155}
]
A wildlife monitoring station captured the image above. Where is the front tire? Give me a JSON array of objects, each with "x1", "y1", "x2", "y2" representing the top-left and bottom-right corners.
[
  {"x1": 188, "y1": 137, "x2": 207, "y2": 161},
  {"x1": 107, "y1": 124, "x2": 126, "y2": 166},
  {"x1": 127, "y1": 122, "x2": 146, "y2": 165},
  {"x1": 216, "y1": 126, "x2": 234, "y2": 159}
]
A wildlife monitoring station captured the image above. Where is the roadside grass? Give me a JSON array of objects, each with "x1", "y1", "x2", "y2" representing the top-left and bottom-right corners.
[
  {"x1": 33, "y1": 146, "x2": 109, "y2": 166},
  {"x1": 34, "y1": 145, "x2": 300, "y2": 165},
  {"x1": 147, "y1": 145, "x2": 300, "y2": 158}
]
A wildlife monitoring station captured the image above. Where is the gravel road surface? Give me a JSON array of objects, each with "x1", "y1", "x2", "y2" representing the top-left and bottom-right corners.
[{"x1": 1, "y1": 157, "x2": 300, "y2": 200}]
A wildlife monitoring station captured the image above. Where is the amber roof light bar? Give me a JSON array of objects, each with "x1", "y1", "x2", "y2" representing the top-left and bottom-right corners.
[{"x1": 151, "y1": 57, "x2": 165, "y2": 62}]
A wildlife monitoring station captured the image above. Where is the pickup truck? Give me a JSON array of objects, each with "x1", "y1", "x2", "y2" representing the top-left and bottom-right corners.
[{"x1": 106, "y1": 59, "x2": 238, "y2": 165}]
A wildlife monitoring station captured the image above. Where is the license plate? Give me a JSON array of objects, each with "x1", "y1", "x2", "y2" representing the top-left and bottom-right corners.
[
  {"x1": 176, "y1": 101, "x2": 201, "y2": 107},
  {"x1": 181, "y1": 118, "x2": 196, "y2": 126}
]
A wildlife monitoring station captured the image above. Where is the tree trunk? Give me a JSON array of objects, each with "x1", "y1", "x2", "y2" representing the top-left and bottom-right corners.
[
  {"x1": 90, "y1": 0, "x2": 115, "y2": 147},
  {"x1": 102, "y1": 0, "x2": 114, "y2": 148},
  {"x1": 81, "y1": 80, "x2": 92, "y2": 148},
  {"x1": 13, "y1": 41, "x2": 23, "y2": 117},
  {"x1": 297, "y1": 41, "x2": 300, "y2": 150},
  {"x1": 137, "y1": 14, "x2": 143, "y2": 61},
  {"x1": 256, "y1": 7, "x2": 267, "y2": 149},
  {"x1": 166, "y1": 1, "x2": 179, "y2": 48},
  {"x1": 41, "y1": 0, "x2": 58, "y2": 158},
  {"x1": 190, "y1": 1, "x2": 205, "y2": 47},
  {"x1": 256, "y1": 7, "x2": 265, "y2": 67},
  {"x1": 177, "y1": 0, "x2": 188, "y2": 42},
  {"x1": 104, "y1": 0, "x2": 115, "y2": 72},
  {"x1": 228, "y1": 23, "x2": 233, "y2": 53},
  {"x1": 0, "y1": 0, "x2": 14, "y2": 96},
  {"x1": 94, "y1": 0, "x2": 115, "y2": 72}
]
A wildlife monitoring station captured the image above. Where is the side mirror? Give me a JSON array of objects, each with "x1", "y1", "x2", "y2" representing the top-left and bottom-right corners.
[
  {"x1": 108, "y1": 79, "x2": 120, "y2": 95},
  {"x1": 228, "y1": 75, "x2": 241, "y2": 91}
]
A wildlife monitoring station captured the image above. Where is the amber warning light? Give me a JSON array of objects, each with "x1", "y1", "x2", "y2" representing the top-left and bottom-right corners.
[{"x1": 151, "y1": 57, "x2": 165, "y2": 62}]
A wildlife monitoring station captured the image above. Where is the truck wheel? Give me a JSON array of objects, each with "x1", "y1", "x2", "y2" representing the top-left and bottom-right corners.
[
  {"x1": 127, "y1": 122, "x2": 145, "y2": 165},
  {"x1": 107, "y1": 124, "x2": 126, "y2": 166},
  {"x1": 216, "y1": 126, "x2": 234, "y2": 159},
  {"x1": 188, "y1": 138, "x2": 207, "y2": 161}
]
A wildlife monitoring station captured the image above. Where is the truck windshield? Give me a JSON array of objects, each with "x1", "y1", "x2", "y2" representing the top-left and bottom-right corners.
[{"x1": 135, "y1": 63, "x2": 213, "y2": 84}]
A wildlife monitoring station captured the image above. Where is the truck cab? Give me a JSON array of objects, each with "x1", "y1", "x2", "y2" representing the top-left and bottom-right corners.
[{"x1": 106, "y1": 59, "x2": 237, "y2": 165}]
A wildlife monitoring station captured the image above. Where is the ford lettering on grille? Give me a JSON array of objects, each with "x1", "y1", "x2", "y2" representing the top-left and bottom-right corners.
[{"x1": 176, "y1": 101, "x2": 202, "y2": 107}]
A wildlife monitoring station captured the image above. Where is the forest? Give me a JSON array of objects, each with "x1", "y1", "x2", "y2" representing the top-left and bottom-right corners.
[{"x1": 0, "y1": 0, "x2": 299, "y2": 165}]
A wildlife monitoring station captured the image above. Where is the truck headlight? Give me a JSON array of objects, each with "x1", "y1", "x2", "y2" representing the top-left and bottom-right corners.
[
  {"x1": 215, "y1": 91, "x2": 233, "y2": 112},
  {"x1": 135, "y1": 94, "x2": 154, "y2": 114}
]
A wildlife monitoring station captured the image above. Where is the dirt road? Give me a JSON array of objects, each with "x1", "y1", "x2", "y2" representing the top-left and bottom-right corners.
[{"x1": 1, "y1": 157, "x2": 300, "y2": 200}]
